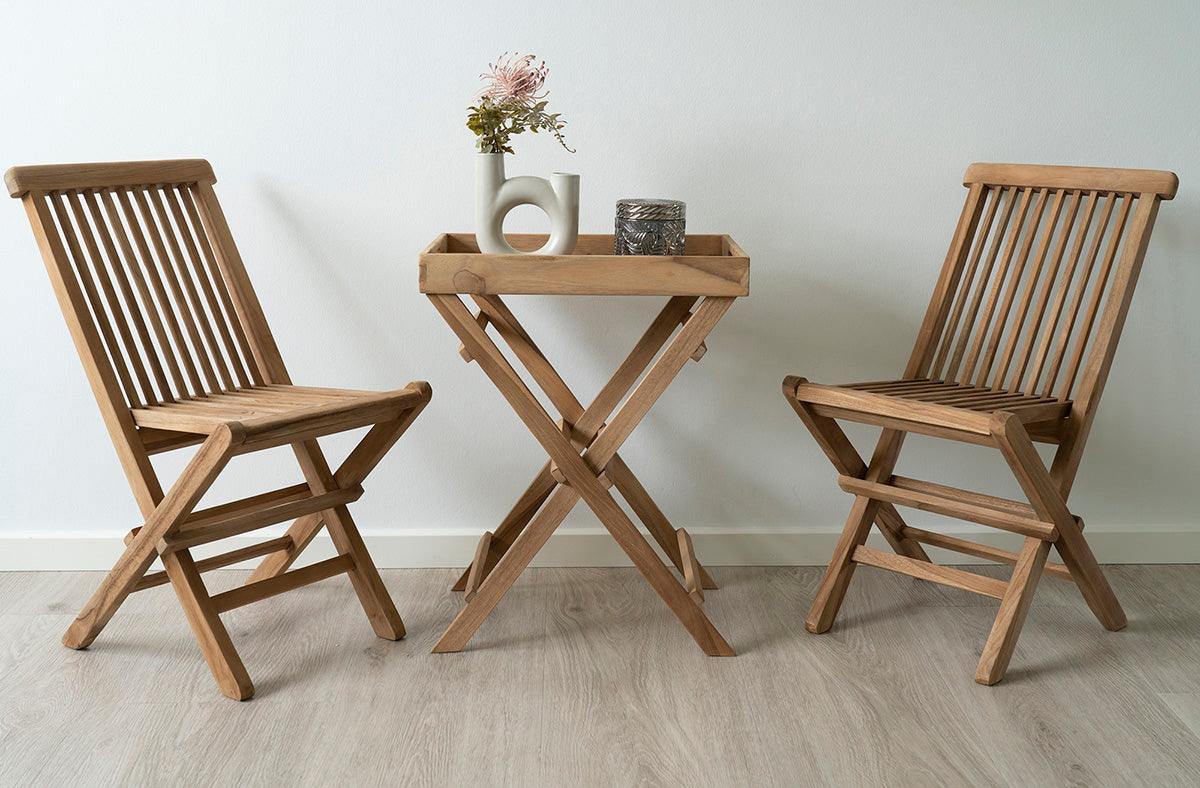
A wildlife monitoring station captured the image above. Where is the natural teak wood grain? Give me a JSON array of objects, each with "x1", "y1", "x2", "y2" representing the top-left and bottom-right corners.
[
  {"x1": 7, "y1": 158, "x2": 433, "y2": 700},
  {"x1": 422, "y1": 235, "x2": 747, "y2": 655},
  {"x1": 782, "y1": 161, "x2": 1176, "y2": 685}
]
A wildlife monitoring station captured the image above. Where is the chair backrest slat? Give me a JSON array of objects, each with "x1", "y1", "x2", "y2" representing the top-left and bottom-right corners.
[
  {"x1": 164, "y1": 187, "x2": 252, "y2": 389},
  {"x1": 929, "y1": 185, "x2": 1002, "y2": 377},
  {"x1": 992, "y1": 188, "x2": 1066, "y2": 388},
  {"x1": 98, "y1": 189, "x2": 190, "y2": 400},
  {"x1": 941, "y1": 186, "x2": 1019, "y2": 381},
  {"x1": 138, "y1": 184, "x2": 223, "y2": 393},
  {"x1": 913, "y1": 163, "x2": 1176, "y2": 417},
  {"x1": 115, "y1": 188, "x2": 204, "y2": 397},
  {"x1": 1022, "y1": 190, "x2": 1099, "y2": 394},
  {"x1": 81, "y1": 191, "x2": 174, "y2": 403},
  {"x1": 1037, "y1": 192, "x2": 1119, "y2": 398},
  {"x1": 961, "y1": 186, "x2": 1037, "y2": 385},
  {"x1": 48, "y1": 191, "x2": 144, "y2": 408},
  {"x1": 7, "y1": 159, "x2": 282, "y2": 423},
  {"x1": 191, "y1": 180, "x2": 291, "y2": 385},
  {"x1": 1004, "y1": 189, "x2": 1080, "y2": 392},
  {"x1": 177, "y1": 184, "x2": 263, "y2": 387},
  {"x1": 1055, "y1": 193, "x2": 1133, "y2": 399}
]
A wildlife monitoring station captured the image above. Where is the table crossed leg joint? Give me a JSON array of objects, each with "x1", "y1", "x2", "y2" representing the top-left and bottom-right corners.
[{"x1": 428, "y1": 292, "x2": 735, "y2": 656}]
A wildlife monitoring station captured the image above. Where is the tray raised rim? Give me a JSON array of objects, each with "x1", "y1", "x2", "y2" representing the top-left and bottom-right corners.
[{"x1": 419, "y1": 233, "x2": 749, "y2": 297}]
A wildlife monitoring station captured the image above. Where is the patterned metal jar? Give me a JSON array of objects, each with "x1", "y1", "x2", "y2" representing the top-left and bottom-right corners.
[{"x1": 614, "y1": 199, "x2": 686, "y2": 255}]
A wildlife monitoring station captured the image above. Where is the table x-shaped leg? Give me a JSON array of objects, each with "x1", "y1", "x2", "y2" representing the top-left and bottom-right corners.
[
  {"x1": 449, "y1": 295, "x2": 718, "y2": 593},
  {"x1": 428, "y1": 292, "x2": 735, "y2": 655}
]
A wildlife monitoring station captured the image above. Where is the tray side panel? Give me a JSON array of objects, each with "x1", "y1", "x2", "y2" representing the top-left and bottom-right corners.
[{"x1": 419, "y1": 254, "x2": 749, "y2": 296}]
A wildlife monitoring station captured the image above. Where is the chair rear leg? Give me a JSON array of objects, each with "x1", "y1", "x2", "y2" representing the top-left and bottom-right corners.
[
  {"x1": 245, "y1": 512, "x2": 324, "y2": 584},
  {"x1": 248, "y1": 396, "x2": 430, "y2": 586},
  {"x1": 286, "y1": 425, "x2": 414, "y2": 640},
  {"x1": 63, "y1": 427, "x2": 238, "y2": 649},
  {"x1": 1054, "y1": 517, "x2": 1126, "y2": 631},
  {"x1": 975, "y1": 536, "x2": 1050, "y2": 685},
  {"x1": 162, "y1": 550, "x2": 254, "y2": 700},
  {"x1": 321, "y1": 503, "x2": 405, "y2": 640}
]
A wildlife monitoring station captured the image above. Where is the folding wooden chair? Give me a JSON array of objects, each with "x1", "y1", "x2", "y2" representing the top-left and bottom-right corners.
[
  {"x1": 782, "y1": 163, "x2": 1177, "y2": 684},
  {"x1": 6, "y1": 159, "x2": 432, "y2": 699}
]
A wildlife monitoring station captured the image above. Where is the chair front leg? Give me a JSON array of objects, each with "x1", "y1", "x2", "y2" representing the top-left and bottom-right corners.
[
  {"x1": 975, "y1": 536, "x2": 1050, "y2": 685},
  {"x1": 321, "y1": 503, "x2": 406, "y2": 640},
  {"x1": 162, "y1": 549, "x2": 254, "y2": 700},
  {"x1": 783, "y1": 377, "x2": 930, "y2": 561},
  {"x1": 63, "y1": 425, "x2": 241, "y2": 649},
  {"x1": 291, "y1": 438, "x2": 406, "y2": 640},
  {"x1": 806, "y1": 429, "x2": 906, "y2": 634}
]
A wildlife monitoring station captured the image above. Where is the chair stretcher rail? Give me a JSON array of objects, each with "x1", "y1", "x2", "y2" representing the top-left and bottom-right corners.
[
  {"x1": 133, "y1": 536, "x2": 295, "y2": 592},
  {"x1": 838, "y1": 475, "x2": 1057, "y2": 540},
  {"x1": 852, "y1": 546, "x2": 1008, "y2": 599},
  {"x1": 209, "y1": 554, "x2": 355, "y2": 613},
  {"x1": 898, "y1": 526, "x2": 1074, "y2": 582}
]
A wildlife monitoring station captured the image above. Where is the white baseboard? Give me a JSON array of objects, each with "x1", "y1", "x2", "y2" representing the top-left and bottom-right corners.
[{"x1": 1, "y1": 526, "x2": 1198, "y2": 571}]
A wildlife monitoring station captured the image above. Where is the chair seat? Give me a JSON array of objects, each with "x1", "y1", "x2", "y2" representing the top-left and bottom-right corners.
[
  {"x1": 131, "y1": 385, "x2": 414, "y2": 435},
  {"x1": 790, "y1": 378, "x2": 1070, "y2": 443}
]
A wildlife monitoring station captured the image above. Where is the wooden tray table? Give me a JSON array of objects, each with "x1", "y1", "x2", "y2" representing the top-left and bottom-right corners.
[{"x1": 420, "y1": 233, "x2": 748, "y2": 655}]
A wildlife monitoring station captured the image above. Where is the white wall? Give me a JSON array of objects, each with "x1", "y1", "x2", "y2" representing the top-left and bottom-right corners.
[{"x1": 2, "y1": 1, "x2": 1198, "y2": 567}]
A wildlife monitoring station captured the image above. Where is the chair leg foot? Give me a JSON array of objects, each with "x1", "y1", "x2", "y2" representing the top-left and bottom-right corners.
[
  {"x1": 1055, "y1": 518, "x2": 1127, "y2": 632},
  {"x1": 61, "y1": 540, "x2": 157, "y2": 649},
  {"x1": 975, "y1": 537, "x2": 1050, "y2": 685}
]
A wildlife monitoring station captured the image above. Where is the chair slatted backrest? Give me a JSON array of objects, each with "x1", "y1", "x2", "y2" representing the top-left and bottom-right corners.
[
  {"x1": 907, "y1": 163, "x2": 1177, "y2": 413},
  {"x1": 6, "y1": 161, "x2": 289, "y2": 418}
]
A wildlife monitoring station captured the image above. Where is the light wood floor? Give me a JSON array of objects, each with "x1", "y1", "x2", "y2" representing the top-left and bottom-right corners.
[{"x1": 2, "y1": 565, "x2": 1199, "y2": 786}]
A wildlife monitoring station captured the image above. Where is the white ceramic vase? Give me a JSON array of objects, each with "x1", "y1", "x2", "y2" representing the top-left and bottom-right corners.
[{"x1": 475, "y1": 152, "x2": 579, "y2": 255}]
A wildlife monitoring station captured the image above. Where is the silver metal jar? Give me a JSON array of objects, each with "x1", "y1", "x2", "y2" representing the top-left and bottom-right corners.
[{"x1": 614, "y1": 199, "x2": 686, "y2": 255}]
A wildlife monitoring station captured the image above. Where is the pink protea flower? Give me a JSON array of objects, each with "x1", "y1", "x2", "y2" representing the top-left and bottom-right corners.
[{"x1": 479, "y1": 52, "x2": 549, "y2": 106}]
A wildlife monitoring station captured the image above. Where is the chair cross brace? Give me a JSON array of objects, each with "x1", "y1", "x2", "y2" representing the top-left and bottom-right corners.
[{"x1": 427, "y1": 292, "x2": 734, "y2": 656}]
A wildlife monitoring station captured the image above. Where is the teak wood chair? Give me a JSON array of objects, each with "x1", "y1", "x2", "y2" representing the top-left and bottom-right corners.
[
  {"x1": 6, "y1": 159, "x2": 432, "y2": 700},
  {"x1": 782, "y1": 163, "x2": 1177, "y2": 685}
]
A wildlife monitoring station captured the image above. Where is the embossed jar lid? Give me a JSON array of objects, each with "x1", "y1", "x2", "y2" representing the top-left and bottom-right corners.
[{"x1": 615, "y1": 198, "x2": 686, "y2": 221}]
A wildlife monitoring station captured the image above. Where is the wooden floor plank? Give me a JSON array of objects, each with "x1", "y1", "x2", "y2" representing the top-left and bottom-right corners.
[{"x1": 0, "y1": 566, "x2": 1198, "y2": 785}]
